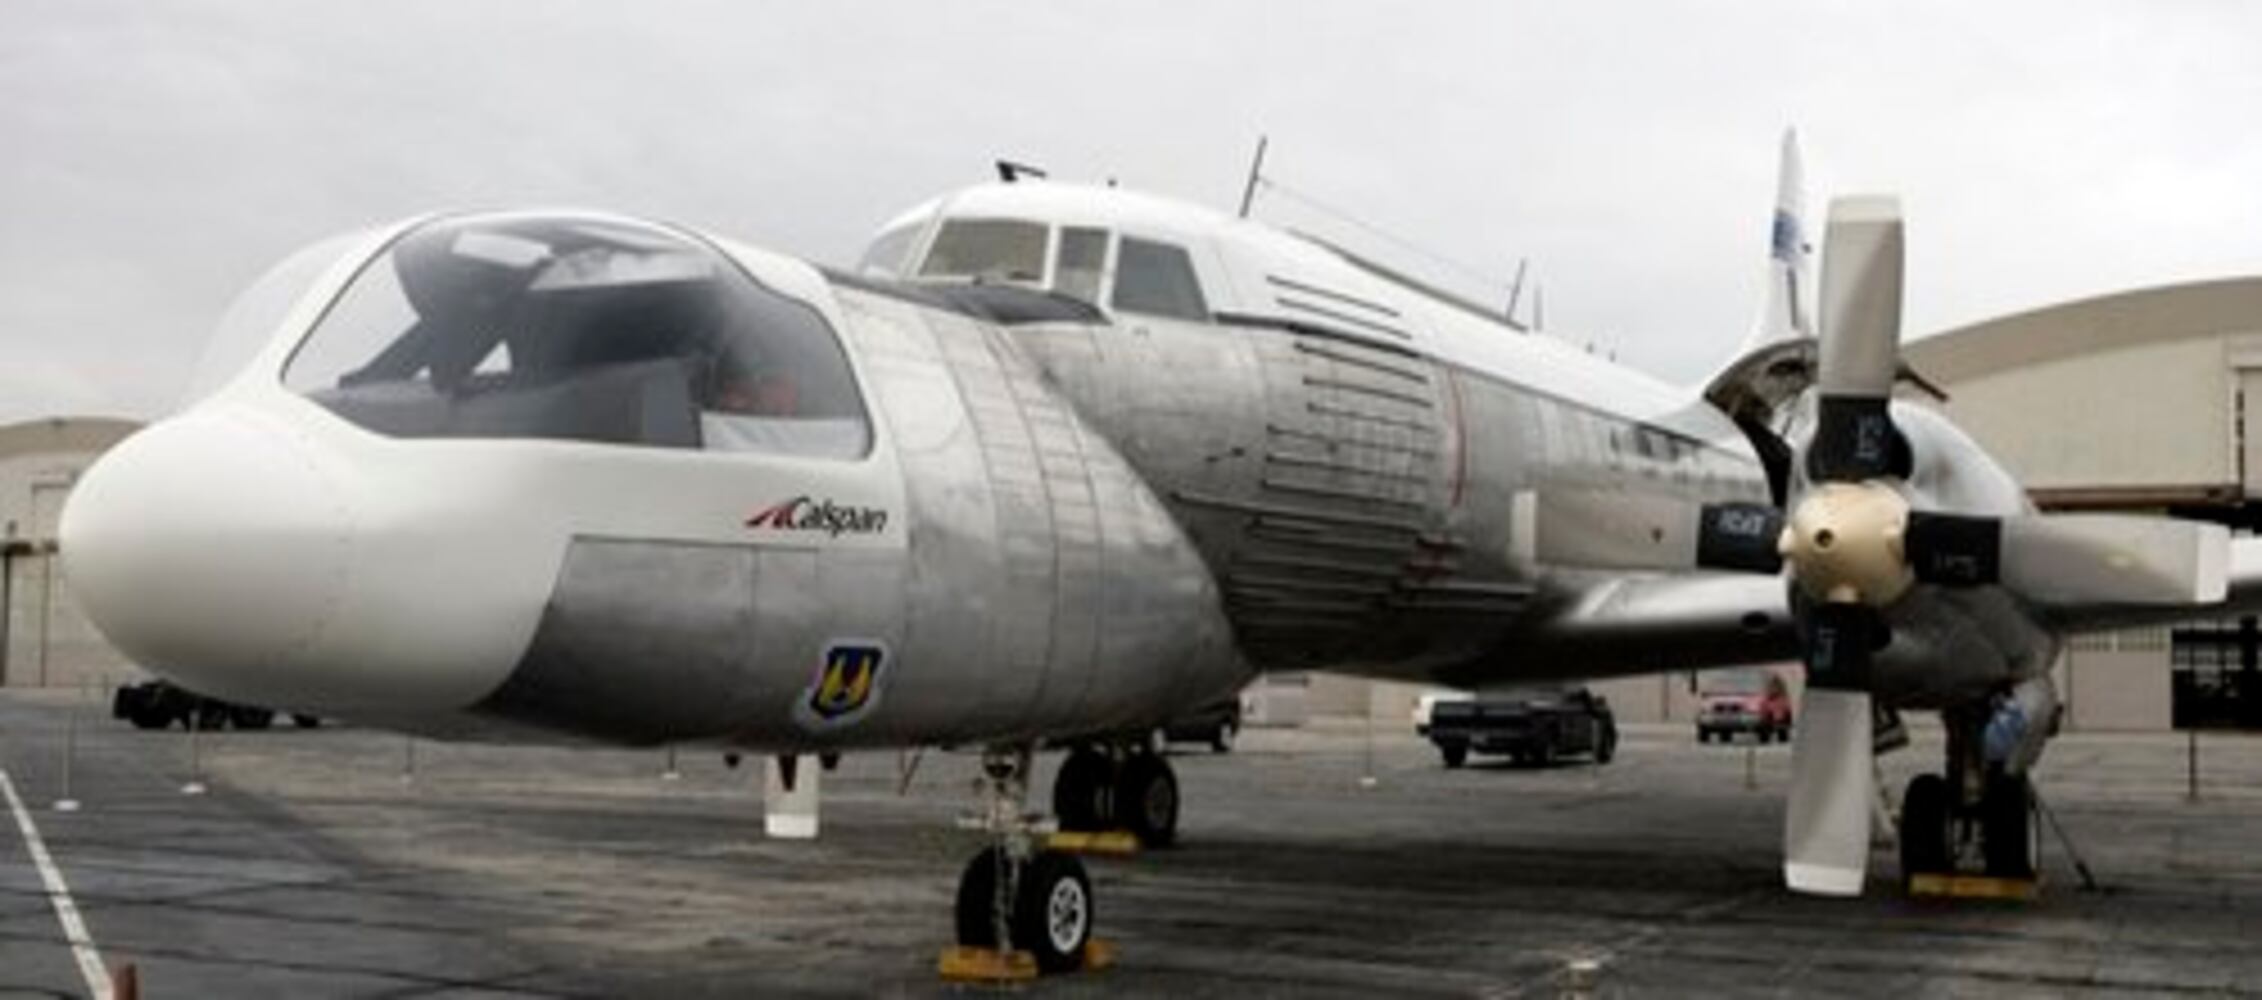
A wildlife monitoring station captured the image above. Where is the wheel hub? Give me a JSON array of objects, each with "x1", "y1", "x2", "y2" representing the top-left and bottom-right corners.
[{"x1": 1046, "y1": 878, "x2": 1088, "y2": 953}]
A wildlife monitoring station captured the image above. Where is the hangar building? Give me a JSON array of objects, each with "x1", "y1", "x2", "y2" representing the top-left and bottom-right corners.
[{"x1": 1, "y1": 417, "x2": 145, "y2": 689}]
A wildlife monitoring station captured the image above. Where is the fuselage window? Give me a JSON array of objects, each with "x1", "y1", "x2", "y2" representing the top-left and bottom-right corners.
[
  {"x1": 918, "y1": 219, "x2": 1048, "y2": 285},
  {"x1": 1053, "y1": 227, "x2": 1110, "y2": 305},
  {"x1": 1111, "y1": 237, "x2": 1209, "y2": 321},
  {"x1": 858, "y1": 222, "x2": 922, "y2": 277},
  {"x1": 283, "y1": 212, "x2": 872, "y2": 459}
]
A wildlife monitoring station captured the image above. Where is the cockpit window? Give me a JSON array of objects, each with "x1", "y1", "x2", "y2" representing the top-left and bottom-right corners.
[
  {"x1": 858, "y1": 221, "x2": 921, "y2": 277},
  {"x1": 1111, "y1": 237, "x2": 1209, "y2": 321},
  {"x1": 918, "y1": 219, "x2": 1047, "y2": 285},
  {"x1": 284, "y1": 212, "x2": 871, "y2": 459},
  {"x1": 1053, "y1": 227, "x2": 1108, "y2": 304}
]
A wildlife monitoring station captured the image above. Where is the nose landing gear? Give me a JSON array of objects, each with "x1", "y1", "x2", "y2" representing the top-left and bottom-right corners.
[
  {"x1": 943, "y1": 745, "x2": 1102, "y2": 979},
  {"x1": 1897, "y1": 703, "x2": 2041, "y2": 895}
]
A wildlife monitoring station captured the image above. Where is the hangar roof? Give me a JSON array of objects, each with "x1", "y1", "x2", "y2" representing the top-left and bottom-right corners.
[
  {"x1": 0, "y1": 417, "x2": 141, "y2": 461},
  {"x1": 1906, "y1": 276, "x2": 2262, "y2": 382}
]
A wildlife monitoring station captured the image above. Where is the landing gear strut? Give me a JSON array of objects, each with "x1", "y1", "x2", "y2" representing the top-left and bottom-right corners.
[
  {"x1": 1051, "y1": 742, "x2": 1179, "y2": 847},
  {"x1": 1897, "y1": 704, "x2": 2037, "y2": 885},
  {"x1": 953, "y1": 745, "x2": 1094, "y2": 973}
]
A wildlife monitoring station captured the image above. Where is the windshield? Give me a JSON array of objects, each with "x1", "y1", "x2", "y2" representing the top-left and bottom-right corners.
[
  {"x1": 1705, "y1": 670, "x2": 1771, "y2": 695},
  {"x1": 917, "y1": 218, "x2": 1047, "y2": 285},
  {"x1": 858, "y1": 221, "x2": 921, "y2": 277},
  {"x1": 284, "y1": 212, "x2": 870, "y2": 458}
]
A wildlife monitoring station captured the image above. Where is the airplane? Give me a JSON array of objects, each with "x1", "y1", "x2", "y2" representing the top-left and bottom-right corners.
[{"x1": 57, "y1": 132, "x2": 2260, "y2": 972}]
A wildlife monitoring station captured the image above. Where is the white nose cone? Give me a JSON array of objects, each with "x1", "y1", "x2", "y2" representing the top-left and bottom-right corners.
[{"x1": 61, "y1": 411, "x2": 354, "y2": 705}]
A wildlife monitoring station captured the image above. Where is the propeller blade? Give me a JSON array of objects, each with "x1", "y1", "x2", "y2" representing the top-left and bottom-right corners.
[
  {"x1": 1904, "y1": 510, "x2": 2002, "y2": 587},
  {"x1": 1905, "y1": 511, "x2": 2230, "y2": 604},
  {"x1": 1698, "y1": 501, "x2": 1788, "y2": 574},
  {"x1": 2000, "y1": 514, "x2": 2230, "y2": 605},
  {"x1": 1784, "y1": 685, "x2": 1875, "y2": 896},
  {"x1": 1815, "y1": 196, "x2": 1904, "y2": 401},
  {"x1": 1808, "y1": 197, "x2": 1906, "y2": 483},
  {"x1": 1529, "y1": 489, "x2": 1783, "y2": 573},
  {"x1": 1783, "y1": 603, "x2": 1881, "y2": 896}
]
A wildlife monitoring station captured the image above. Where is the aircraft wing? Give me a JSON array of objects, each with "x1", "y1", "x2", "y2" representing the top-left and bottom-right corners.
[{"x1": 1446, "y1": 571, "x2": 1801, "y2": 686}]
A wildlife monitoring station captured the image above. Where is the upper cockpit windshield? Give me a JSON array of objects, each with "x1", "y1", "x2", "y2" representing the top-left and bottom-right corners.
[
  {"x1": 284, "y1": 212, "x2": 870, "y2": 459},
  {"x1": 917, "y1": 219, "x2": 1047, "y2": 286}
]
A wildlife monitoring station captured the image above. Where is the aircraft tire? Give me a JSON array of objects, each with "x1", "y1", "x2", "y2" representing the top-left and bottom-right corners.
[
  {"x1": 1015, "y1": 851, "x2": 1093, "y2": 973},
  {"x1": 951, "y1": 848, "x2": 1094, "y2": 973},
  {"x1": 1981, "y1": 773, "x2": 2035, "y2": 878},
  {"x1": 1899, "y1": 773, "x2": 1953, "y2": 881},
  {"x1": 1114, "y1": 753, "x2": 1178, "y2": 848},
  {"x1": 953, "y1": 846, "x2": 1008, "y2": 950},
  {"x1": 1051, "y1": 749, "x2": 1113, "y2": 832}
]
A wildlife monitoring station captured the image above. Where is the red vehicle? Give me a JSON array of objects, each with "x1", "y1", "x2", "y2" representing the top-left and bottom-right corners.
[{"x1": 1695, "y1": 669, "x2": 1792, "y2": 743}]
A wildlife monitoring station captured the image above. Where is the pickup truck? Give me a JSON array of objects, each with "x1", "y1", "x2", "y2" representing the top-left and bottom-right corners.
[{"x1": 1424, "y1": 686, "x2": 1617, "y2": 768}]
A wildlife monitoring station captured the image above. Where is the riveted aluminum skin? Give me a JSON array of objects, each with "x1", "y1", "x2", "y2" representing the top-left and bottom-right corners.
[{"x1": 474, "y1": 283, "x2": 1244, "y2": 749}]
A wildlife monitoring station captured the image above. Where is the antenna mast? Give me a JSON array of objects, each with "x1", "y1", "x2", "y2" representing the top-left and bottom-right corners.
[
  {"x1": 1237, "y1": 135, "x2": 1269, "y2": 218},
  {"x1": 1504, "y1": 258, "x2": 1530, "y2": 328}
]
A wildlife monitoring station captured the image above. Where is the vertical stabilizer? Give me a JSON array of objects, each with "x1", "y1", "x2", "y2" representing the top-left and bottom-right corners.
[{"x1": 1743, "y1": 129, "x2": 1813, "y2": 353}]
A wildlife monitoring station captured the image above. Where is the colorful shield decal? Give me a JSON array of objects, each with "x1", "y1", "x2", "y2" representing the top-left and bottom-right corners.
[{"x1": 797, "y1": 641, "x2": 888, "y2": 728}]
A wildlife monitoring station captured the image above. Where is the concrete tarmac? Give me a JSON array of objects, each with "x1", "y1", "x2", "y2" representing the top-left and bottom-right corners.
[{"x1": 3, "y1": 689, "x2": 2260, "y2": 998}]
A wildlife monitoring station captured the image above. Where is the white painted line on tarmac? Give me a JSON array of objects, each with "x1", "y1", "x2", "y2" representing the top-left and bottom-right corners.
[{"x1": 1, "y1": 767, "x2": 114, "y2": 1000}]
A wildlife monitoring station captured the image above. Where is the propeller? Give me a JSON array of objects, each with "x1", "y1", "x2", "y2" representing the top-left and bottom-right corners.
[
  {"x1": 1531, "y1": 195, "x2": 2230, "y2": 897},
  {"x1": 1775, "y1": 197, "x2": 1905, "y2": 896}
]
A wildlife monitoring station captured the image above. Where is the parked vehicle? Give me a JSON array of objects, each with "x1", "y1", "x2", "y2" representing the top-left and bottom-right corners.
[
  {"x1": 1411, "y1": 690, "x2": 1474, "y2": 736},
  {"x1": 1153, "y1": 696, "x2": 1242, "y2": 753},
  {"x1": 113, "y1": 680, "x2": 320, "y2": 731},
  {"x1": 1425, "y1": 686, "x2": 1616, "y2": 768},
  {"x1": 1695, "y1": 668, "x2": 1793, "y2": 743}
]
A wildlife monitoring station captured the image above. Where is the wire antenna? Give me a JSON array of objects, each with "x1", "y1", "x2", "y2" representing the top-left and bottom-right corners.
[
  {"x1": 1238, "y1": 135, "x2": 1270, "y2": 218},
  {"x1": 1504, "y1": 258, "x2": 1530, "y2": 326}
]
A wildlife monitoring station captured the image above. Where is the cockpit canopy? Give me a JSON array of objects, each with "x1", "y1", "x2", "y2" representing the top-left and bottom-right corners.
[{"x1": 285, "y1": 212, "x2": 870, "y2": 459}]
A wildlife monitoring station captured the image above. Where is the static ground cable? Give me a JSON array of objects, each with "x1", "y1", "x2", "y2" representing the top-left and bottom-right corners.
[{"x1": 2032, "y1": 789, "x2": 2098, "y2": 892}]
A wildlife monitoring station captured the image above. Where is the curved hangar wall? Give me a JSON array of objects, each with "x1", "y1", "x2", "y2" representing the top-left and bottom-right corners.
[
  {"x1": 0, "y1": 416, "x2": 144, "y2": 688},
  {"x1": 1904, "y1": 278, "x2": 2262, "y2": 510}
]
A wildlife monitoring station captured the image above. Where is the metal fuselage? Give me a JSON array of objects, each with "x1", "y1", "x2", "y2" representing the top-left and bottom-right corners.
[{"x1": 60, "y1": 184, "x2": 2047, "y2": 754}]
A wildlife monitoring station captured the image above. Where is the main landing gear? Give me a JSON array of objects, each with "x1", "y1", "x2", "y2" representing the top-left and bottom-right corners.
[
  {"x1": 1896, "y1": 703, "x2": 2039, "y2": 886},
  {"x1": 1051, "y1": 742, "x2": 1179, "y2": 848},
  {"x1": 949, "y1": 745, "x2": 1096, "y2": 975}
]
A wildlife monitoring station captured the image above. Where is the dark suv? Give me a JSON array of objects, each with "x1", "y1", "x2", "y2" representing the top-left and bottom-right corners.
[
  {"x1": 1425, "y1": 686, "x2": 1617, "y2": 768},
  {"x1": 1153, "y1": 696, "x2": 1242, "y2": 753}
]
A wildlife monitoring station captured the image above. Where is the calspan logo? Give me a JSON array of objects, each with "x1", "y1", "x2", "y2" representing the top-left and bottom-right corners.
[
  {"x1": 797, "y1": 641, "x2": 889, "y2": 728},
  {"x1": 746, "y1": 496, "x2": 889, "y2": 537}
]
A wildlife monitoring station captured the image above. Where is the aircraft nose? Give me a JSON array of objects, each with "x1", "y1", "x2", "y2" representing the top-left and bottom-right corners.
[{"x1": 61, "y1": 410, "x2": 354, "y2": 703}]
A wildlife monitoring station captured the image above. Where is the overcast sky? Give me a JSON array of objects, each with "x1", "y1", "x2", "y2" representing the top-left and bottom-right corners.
[{"x1": 4, "y1": 1, "x2": 2259, "y2": 424}]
